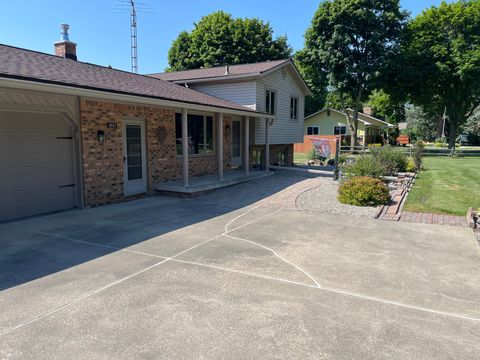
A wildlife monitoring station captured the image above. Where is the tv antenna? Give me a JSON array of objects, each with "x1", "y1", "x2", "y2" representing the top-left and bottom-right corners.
[{"x1": 113, "y1": 0, "x2": 154, "y2": 73}]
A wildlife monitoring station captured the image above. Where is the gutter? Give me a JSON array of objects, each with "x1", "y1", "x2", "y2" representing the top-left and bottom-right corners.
[{"x1": 0, "y1": 76, "x2": 274, "y2": 119}]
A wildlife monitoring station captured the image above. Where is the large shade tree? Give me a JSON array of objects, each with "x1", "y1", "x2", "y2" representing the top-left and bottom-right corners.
[
  {"x1": 299, "y1": 0, "x2": 407, "y2": 146},
  {"x1": 167, "y1": 11, "x2": 292, "y2": 71},
  {"x1": 399, "y1": 0, "x2": 480, "y2": 148}
]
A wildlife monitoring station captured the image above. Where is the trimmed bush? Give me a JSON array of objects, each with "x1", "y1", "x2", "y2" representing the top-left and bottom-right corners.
[
  {"x1": 412, "y1": 140, "x2": 424, "y2": 170},
  {"x1": 344, "y1": 155, "x2": 385, "y2": 178},
  {"x1": 371, "y1": 146, "x2": 408, "y2": 175},
  {"x1": 406, "y1": 157, "x2": 416, "y2": 172},
  {"x1": 338, "y1": 177, "x2": 390, "y2": 207}
]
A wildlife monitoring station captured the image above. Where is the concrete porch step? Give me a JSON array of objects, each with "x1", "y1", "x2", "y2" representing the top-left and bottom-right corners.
[{"x1": 155, "y1": 170, "x2": 273, "y2": 197}]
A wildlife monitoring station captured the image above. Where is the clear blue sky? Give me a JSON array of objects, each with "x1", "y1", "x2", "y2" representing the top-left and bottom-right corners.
[{"x1": 0, "y1": 0, "x2": 452, "y2": 74}]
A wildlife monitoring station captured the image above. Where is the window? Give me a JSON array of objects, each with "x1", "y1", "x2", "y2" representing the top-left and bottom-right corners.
[
  {"x1": 277, "y1": 147, "x2": 288, "y2": 166},
  {"x1": 252, "y1": 149, "x2": 264, "y2": 169},
  {"x1": 334, "y1": 125, "x2": 347, "y2": 135},
  {"x1": 290, "y1": 97, "x2": 298, "y2": 119},
  {"x1": 265, "y1": 90, "x2": 276, "y2": 115},
  {"x1": 175, "y1": 113, "x2": 214, "y2": 155},
  {"x1": 327, "y1": 110, "x2": 331, "y2": 116},
  {"x1": 306, "y1": 126, "x2": 319, "y2": 135}
]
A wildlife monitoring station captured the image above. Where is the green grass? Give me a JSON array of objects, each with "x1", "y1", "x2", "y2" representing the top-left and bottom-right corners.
[
  {"x1": 404, "y1": 157, "x2": 480, "y2": 216},
  {"x1": 294, "y1": 152, "x2": 309, "y2": 165}
]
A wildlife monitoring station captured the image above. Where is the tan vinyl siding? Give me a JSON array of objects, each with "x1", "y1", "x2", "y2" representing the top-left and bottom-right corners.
[
  {"x1": 304, "y1": 110, "x2": 366, "y2": 136},
  {"x1": 189, "y1": 81, "x2": 256, "y2": 109},
  {"x1": 254, "y1": 67, "x2": 305, "y2": 145}
]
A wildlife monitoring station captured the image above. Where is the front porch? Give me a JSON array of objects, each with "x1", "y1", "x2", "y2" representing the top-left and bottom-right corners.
[{"x1": 155, "y1": 170, "x2": 273, "y2": 196}]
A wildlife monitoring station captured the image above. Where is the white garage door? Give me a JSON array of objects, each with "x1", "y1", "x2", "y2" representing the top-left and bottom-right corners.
[{"x1": 0, "y1": 111, "x2": 77, "y2": 221}]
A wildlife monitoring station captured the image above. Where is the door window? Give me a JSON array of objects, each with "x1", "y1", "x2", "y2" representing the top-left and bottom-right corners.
[{"x1": 126, "y1": 125, "x2": 143, "y2": 180}]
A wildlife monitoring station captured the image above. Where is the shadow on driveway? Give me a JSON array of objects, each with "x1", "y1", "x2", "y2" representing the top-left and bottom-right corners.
[{"x1": 0, "y1": 172, "x2": 314, "y2": 292}]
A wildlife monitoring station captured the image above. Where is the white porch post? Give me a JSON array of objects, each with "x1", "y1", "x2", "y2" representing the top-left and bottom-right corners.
[
  {"x1": 265, "y1": 118, "x2": 270, "y2": 172},
  {"x1": 218, "y1": 113, "x2": 224, "y2": 181},
  {"x1": 182, "y1": 108, "x2": 189, "y2": 187},
  {"x1": 244, "y1": 116, "x2": 250, "y2": 175}
]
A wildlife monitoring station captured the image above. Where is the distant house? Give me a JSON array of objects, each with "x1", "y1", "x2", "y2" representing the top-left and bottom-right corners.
[
  {"x1": 303, "y1": 107, "x2": 395, "y2": 146},
  {"x1": 149, "y1": 59, "x2": 312, "y2": 168}
]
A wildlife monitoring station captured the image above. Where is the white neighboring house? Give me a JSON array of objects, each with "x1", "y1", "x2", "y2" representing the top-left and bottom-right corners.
[{"x1": 149, "y1": 59, "x2": 311, "y2": 168}]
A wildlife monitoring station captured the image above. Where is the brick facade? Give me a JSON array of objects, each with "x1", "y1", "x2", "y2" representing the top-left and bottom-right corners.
[{"x1": 80, "y1": 99, "x2": 232, "y2": 207}]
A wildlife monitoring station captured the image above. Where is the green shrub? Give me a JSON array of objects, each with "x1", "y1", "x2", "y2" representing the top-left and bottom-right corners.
[
  {"x1": 434, "y1": 142, "x2": 444, "y2": 148},
  {"x1": 412, "y1": 141, "x2": 424, "y2": 170},
  {"x1": 307, "y1": 149, "x2": 326, "y2": 162},
  {"x1": 370, "y1": 146, "x2": 408, "y2": 175},
  {"x1": 406, "y1": 157, "x2": 416, "y2": 172},
  {"x1": 338, "y1": 177, "x2": 390, "y2": 207},
  {"x1": 344, "y1": 155, "x2": 385, "y2": 178},
  {"x1": 338, "y1": 153, "x2": 348, "y2": 165}
]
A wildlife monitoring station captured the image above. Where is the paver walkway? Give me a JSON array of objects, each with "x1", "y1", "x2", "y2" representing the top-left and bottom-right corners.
[
  {"x1": 400, "y1": 211, "x2": 467, "y2": 227},
  {"x1": 255, "y1": 177, "x2": 320, "y2": 209}
]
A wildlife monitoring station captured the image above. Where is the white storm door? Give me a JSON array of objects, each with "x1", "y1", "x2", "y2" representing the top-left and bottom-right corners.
[
  {"x1": 123, "y1": 120, "x2": 147, "y2": 196},
  {"x1": 231, "y1": 120, "x2": 242, "y2": 168}
]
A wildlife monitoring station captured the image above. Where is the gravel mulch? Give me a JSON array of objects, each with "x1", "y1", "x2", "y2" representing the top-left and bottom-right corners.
[{"x1": 296, "y1": 177, "x2": 380, "y2": 218}]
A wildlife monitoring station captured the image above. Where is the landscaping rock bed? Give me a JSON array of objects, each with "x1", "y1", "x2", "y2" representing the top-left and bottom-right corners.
[{"x1": 296, "y1": 177, "x2": 380, "y2": 218}]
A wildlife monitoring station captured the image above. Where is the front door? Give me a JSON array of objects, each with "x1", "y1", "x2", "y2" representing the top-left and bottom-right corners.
[
  {"x1": 231, "y1": 119, "x2": 242, "y2": 168},
  {"x1": 123, "y1": 119, "x2": 147, "y2": 196}
]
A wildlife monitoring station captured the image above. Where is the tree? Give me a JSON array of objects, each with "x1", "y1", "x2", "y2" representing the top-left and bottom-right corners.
[
  {"x1": 295, "y1": 50, "x2": 328, "y2": 116},
  {"x1": 404, "y1": 104, "x2": 439, "y2": 141},
  {"x1": 167, "y1": 11, "x2": 292, "y2": 71},
  {"x1": 400, "y1": 0, "x2": 480, "y2": 149},
  {"x1": 366, "y1": 89, "x2": 405, "y2": 124},
  {"x1": 299, "y1": 0, "x2": 407, "y2": 147}
]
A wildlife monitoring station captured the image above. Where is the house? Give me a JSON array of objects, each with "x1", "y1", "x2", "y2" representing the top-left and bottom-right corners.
[
  {"x1": 296, "y1": 107, "x2": 395, "y2": 153},
  {"x1": 0, "y1": 25, "x2": 281, "y2": 222},
  {"x1": 149, "y1": 59, "x2": 312, "y2": 169}
]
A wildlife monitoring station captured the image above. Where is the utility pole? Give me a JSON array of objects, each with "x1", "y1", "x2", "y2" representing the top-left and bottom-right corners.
[{"x1": 442, "y1": 106, "x2": 447, "y2": 139}]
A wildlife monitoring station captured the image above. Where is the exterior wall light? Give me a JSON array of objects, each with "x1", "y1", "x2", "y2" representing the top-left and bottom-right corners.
[{"x1": 97, "y1": 130, "x2": 105, "y2": 145}]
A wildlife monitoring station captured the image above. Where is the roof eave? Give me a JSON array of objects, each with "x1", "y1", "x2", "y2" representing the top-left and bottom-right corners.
[
  {"x1": 169, "y1": 73, "x2": 259, "y2": 85},
  {"x1": 0, "y1": 76, "x2": 273, "y2": 118}
]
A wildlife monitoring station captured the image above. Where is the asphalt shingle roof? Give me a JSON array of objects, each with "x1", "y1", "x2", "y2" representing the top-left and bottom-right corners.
[
  {"x1": 0, "y1": 44, "x2": 261, "y2": 114},
  {"x1": 148, "y1": 59, "x2": 291, "y2": 82}
]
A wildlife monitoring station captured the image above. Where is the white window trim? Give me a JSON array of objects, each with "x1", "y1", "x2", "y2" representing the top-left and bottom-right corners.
[
  {"x1": 306, "y1": 126, "x2": 319, "y2": 135},
  {"x1": 290, "y1": 96, "x2": 299, "y2": 120},
  {"x1": 333, "y1": 125, "x2": 347, "y2": 135},
  {"x1": 265, "y1": 89, "x2": 276, "y2": 115}
]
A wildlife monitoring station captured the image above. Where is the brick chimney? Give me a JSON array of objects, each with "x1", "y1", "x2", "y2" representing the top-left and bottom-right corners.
[
  {"x1": 54, "y1": 24, "x2": 77, "y2": 60},
  {"x1": 363, "y1": 106, "x2": 373, "y2": 116}
]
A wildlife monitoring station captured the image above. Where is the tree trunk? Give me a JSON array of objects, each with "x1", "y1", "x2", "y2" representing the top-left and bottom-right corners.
[
  {"x1": 348, "y1": 89, "x2": 363, "y2": 151},
  {"x1": 448, "y1": 120, "x2": 457, "y2": 150},
  {"x1": 351, "y1": 107, "x2": 359, "y2": 150}
]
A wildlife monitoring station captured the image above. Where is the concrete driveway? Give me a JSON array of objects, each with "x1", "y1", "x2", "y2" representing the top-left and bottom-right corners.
[{"x1": 1, "y1": 173, "x2": 479, "y2": 359}]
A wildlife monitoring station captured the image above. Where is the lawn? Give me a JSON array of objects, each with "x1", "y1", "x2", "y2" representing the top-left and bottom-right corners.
[
  {"x1": 404, "y1": 156, "x2": 480, "y2": 216},
  {"x1": 294, "y1": 152, "x2": 308, "y2": 165}
]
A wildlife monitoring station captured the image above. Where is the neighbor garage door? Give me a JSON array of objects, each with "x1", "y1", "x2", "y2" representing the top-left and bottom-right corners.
[{"x1": 0, "y1": 110, "x2": 77, "y2": 221}]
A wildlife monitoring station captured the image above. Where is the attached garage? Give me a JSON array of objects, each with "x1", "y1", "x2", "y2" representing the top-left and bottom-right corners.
[{"x1": 0, "y1": 110, "x2": 80, "y2": 221}]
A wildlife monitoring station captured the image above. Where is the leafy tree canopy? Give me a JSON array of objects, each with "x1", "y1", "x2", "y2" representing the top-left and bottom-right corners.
[
  {"x1": 366, "y1": 89, "x2": 405, "y2": 124},
  {"x1": 399, "y1": 0, "x2": 480, "y2": 148},
  {"x1": 167, "y1": 11, "x2": 292, "y2": 71},
  {"x1": 299, "y1": 0, "x2": 407, "y2": 145}
]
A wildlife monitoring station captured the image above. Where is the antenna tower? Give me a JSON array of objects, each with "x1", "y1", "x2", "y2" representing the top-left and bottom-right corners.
[
  {"x1": 130, "y1": 0, "x2": 138, "y2": 73},
  {"x1": 113, "y1": 0, "x2": 154, "y2": 73}
]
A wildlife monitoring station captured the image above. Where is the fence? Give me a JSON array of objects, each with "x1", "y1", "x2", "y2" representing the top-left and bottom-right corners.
[{"x1": 338, "y1": 145, "x2": 480, "y2": 157}]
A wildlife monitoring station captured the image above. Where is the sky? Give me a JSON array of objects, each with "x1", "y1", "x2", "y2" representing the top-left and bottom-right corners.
[{"x1": 0, "y1": 0, "x2": 452, "y2": 74}]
